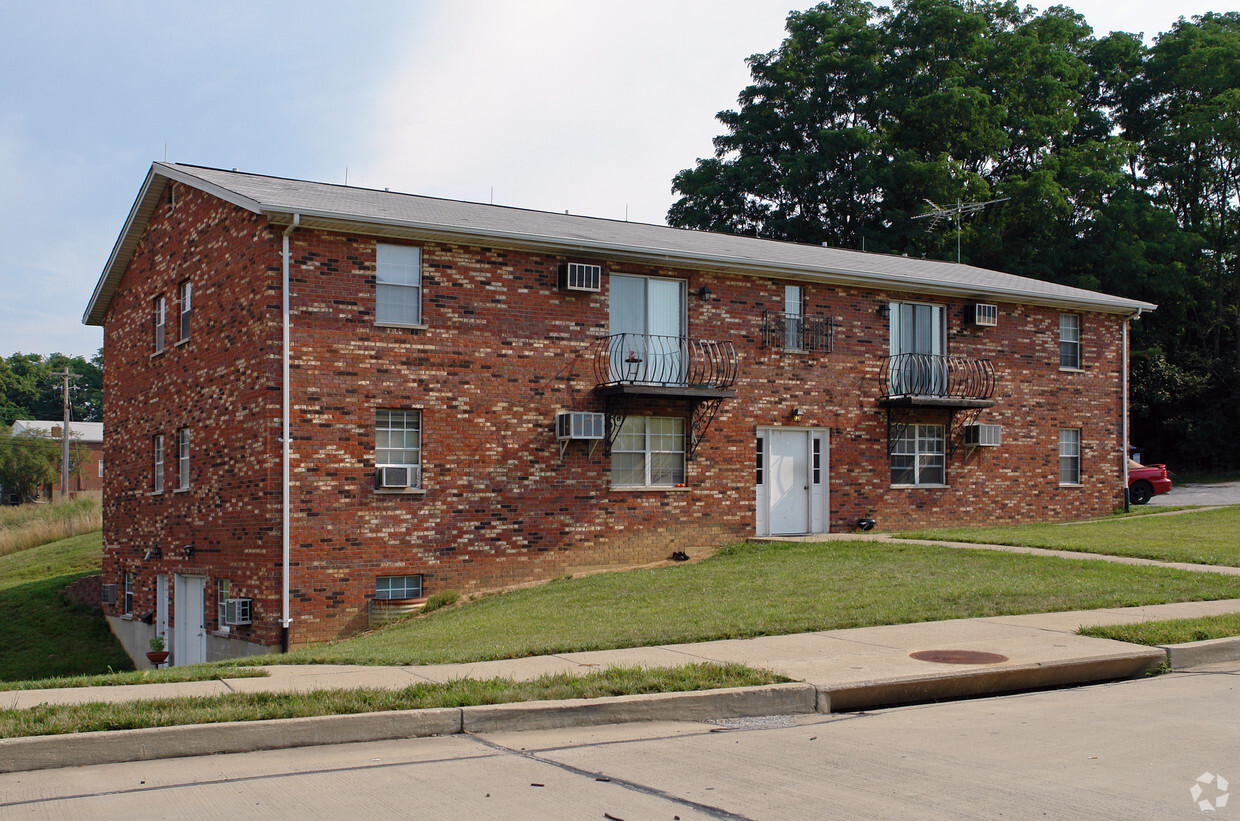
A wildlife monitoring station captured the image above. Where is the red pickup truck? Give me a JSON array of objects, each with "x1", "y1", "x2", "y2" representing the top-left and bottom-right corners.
[{"x1": 1128, "y1": 460, "x2": 1172, "y2": 505}]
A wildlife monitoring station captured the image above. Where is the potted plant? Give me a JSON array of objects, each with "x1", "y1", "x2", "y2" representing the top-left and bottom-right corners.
[{"x1": 146, "y1": 633, "x2": 170, "y2": 666}]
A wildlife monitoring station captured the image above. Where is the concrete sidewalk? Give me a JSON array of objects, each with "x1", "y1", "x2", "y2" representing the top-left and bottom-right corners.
[{"x1": 4, "y1": 597, "x2": 1240, "y2": 773}]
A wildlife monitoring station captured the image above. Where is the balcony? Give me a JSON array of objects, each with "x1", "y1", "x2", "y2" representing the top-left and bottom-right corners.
[
  {"x1": 761, "y1": 310, "x2": 834, "y2": 352},
  {"x1": 592, "y1": 333, "x2": 738, "y2": 398},
  {"x1": 879, "y1": 353, "x2": 996, "y2": 409}
]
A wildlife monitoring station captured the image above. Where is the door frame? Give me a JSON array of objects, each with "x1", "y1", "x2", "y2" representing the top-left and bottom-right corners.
[
  {"x1": 173, "y1": 573, "x2": 207, "y2": 666},
  {"x1": 755, "y1": 426, "x2": 830, "y2": 536}
]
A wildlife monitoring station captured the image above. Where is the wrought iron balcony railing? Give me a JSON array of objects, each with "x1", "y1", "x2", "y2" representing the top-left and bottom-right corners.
[
  {"x1": 880, "y1": 353, "x2": 996, "y2": 403},
  {"x1": 761, "y1": 311, "x2": 834, "y2": 352},
  {"x1": 593, "y1": 333, "x2": 738, "y2": 393}
]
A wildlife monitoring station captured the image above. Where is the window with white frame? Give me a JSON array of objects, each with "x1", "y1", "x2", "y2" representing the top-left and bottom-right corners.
[
  {"x1": 124, "y1": 571, "x2": 134, "y2": 616},
  {"x1": 177, "y1": 428, "x2": 190, "y2": 490},
  {"x1": 376, "y1": 574, "x2": 424, "y2": 600},
  {"x1": 376, "y1": 410, "x2": 422, "y2": 486},
  {"x1": 890, "y1": 424, "x2": 946, "y2": 486},
  {"x1": 1059, "y1": 314, "x2": 1081, "y2": 369},
  {"x1": 216, "y1": 578, "x2": 230, "y2": 628},
  {"x1": 376, "y1": 243, "x2": 422, "y2": 326},
  {"x1": 611, "y1": 416, "x2": 685, "y2": 487},
  {"x1": 1059, "y1": 428, "x2": 1081, "y2": 485},
  {"x1": 784, "y1": 285, "x2": 804, "y2": 351},
  {"x1": 153, "y1": 434, "x2": 164, "y2": 493},
  {"x1": 153, "y1": 295, "x2": 166, "y2": 353},
  {"x1": 178, "y1": 280, "x2": 192, "y2": 342}
]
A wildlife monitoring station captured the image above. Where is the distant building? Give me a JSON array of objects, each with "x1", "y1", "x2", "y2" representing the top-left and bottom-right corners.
[{"x1": 4, "y1": 420, "x2": 104, "y2": 503}]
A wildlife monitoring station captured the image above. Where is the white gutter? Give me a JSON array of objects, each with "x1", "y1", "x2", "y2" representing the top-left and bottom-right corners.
[
  {"x1": 280, "y1": 214, "x2": 300, "y2": 649},
  {"x1": 1122, "y1": 309, "x2": 1141, "y2": 510}
]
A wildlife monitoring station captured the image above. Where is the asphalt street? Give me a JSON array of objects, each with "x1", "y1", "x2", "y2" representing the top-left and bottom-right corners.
[
  {"x1": 4, "y1": 661, "x2": 1236, "y2": 820},
  {"x1": 1148, "y1": 479, "x2": 1240, "y2": 507}
]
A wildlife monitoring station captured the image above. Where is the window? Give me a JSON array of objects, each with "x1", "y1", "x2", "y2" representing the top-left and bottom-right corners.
[
  {"x1": 153, "y1": 295, "x2": 166, "y2": 353},
  {"x1": 376, "y1": 243, "x2": 422, "y2": 326},
  {"x1": 1059, "y1": 429, "x2": 1081, "y2": 485},
  {"x1": 755, "y1": 436, "x2": 764, "y2": 485},
  {"x1": 376, "y1": 410, "x2": 422, "y2": 487},
  {"x1": 124, "y1": 571, "x2": 134, "y2": 616},
  {"x1": 217, "y1": 578, "x2": 230, "y2": 628},
  {"x1": 178, "y1": 280, "x2": 192, "y2": 342},
  {"x1": 153, "y1": 434, "x2": 164, "y2": 493},
  {"x1": 888, "y1": 302, "x2": 947, "y2": 395},
  {"x1": 177, "y1": 428, "x2": 190, "y2": 490},
  {"x1": 611, "y1": 416, "x2": 685, "y2": 487},
  {"x1": 784, "y1": 285, "x2": 804, "y2": 351},
  {"x1": 890, "y1": 424, "x2": 946, "y2": 486},
  {"x1": 608, "y1": 274, "x2": 686, "y2": 384},
  {"x1": 377, "y1": 574, "x2": 423, "y2": 600},
  {"x1": 1059, "y1": 314, "x2": 1081, "y2": 369}
]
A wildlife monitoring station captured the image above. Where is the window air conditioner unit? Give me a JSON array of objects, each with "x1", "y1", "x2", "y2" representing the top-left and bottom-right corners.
[
  {"x1": 376, "y1": 465, "x2": 417, "y2": 489},
  {"x1": 967, "y1": 303, "x2": 999, "y2": 327},
  {"x1": 224, "y1": 597, "x2": 253, "y2": 626},
  {"x1": 963, "y1": 423, "x2": 1002, "y2": 447},
  {"x1": 556, "y1": 411, "x2": 606, "y2": 440},
  {"x1": 101, "y1": 584, "x2": 117, "y2": 605},
  {"x1": 558, "y1": 262, "x2": 602, "y2": 292}
]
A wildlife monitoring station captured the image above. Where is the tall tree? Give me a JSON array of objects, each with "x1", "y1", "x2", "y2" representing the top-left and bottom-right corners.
[{"x1": 0, "y1": 351, "x2": 102, "y2": 428}]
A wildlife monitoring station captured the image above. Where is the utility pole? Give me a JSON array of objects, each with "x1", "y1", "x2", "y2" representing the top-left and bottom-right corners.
[{"x1": 49, "y1": 369, "x2": 81, "y2": 500}]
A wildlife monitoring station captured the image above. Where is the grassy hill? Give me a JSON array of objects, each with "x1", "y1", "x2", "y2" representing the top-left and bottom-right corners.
[{"x1": 0, "y1": 530, "x2": 133, "y2": 682}]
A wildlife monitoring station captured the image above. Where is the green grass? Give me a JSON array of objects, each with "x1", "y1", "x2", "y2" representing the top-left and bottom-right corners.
[
  {"x1": 0, "y1": 493, "x2": 102, "y2": 558},
  {"x1": 897, "y1": 506, "x2": 1240, "y2": 567},
  {"x1": 0, "y1": 665, "x2": 269, "y2": 692},
  {"x1": 0, "y1": 530, "x2": 134, "y2": 682},
  {"x1": 0, "y1": 663, "x2": 781, "y2": 738},
  {"x1": 1081, "y1": 613, "x2": 1240, "y2": 646},
  {"x1": 236, "y1": 539, "x2": 1240, "y2": 668},
  {"x1": 1174, "y1": 469, "x2": 1240, "y2": 485}
]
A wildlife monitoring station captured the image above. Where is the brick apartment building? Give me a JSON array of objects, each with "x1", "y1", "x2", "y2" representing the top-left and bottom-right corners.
[
  {"x1": 3, "y1": 420, "x2": 103, "y2": 504},
  {"x1": 84, "y1": 163, "x2": 1154, "y2": 665}
]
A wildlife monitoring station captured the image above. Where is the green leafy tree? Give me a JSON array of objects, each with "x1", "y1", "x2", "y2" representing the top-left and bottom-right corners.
[
  {"x1": 0, "y1": 350, "x2": 102, "y2": 428},
  {"x1": 0, "y1": 426, "x2": 60, "y2": 504}
]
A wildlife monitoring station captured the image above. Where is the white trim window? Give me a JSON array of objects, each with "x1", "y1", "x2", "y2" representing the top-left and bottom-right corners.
[
  {"x1": 124, "y1": 571, "x2": 134, "y2": 616},
  {"x1": 177, "y1": 428, "x2": 190, "y2": 490},
  {"x1": 153, "y1": 434, "x2": 164, "y2": 493},
  {"x1": 611, "y1": 416, "x2": 685, "y2": 487},
  {"x1": 1059, "y1": 313, "x2": 1081, "y2": 369},
  {"x1": 178, "y1": 280, "x2": 192, "y2": 342},
  {"x1": 890, "y1": 424, "x2": 946, "y2": 486},
  {"x1": 216, "y1": 578, "x2": 230, "y2": 628},
  {"x1": 784, "y1": 284, "x2": 804, "y2": 351},
  {"x1": 153, "y1": 295, "x2": 166, "y2": 353},
  {"x1": 376, "y1": 574, "x2": 424, "y2": 600},
  {"x1": 376, "y1": 243, "x2": 422, "y2": 326},
  {"x1": 1059, "y1": 428, "x2": 1081, "y2": 485},
  {"x1": 376, "y1": 410, "x2": 422, "y2": 487}
]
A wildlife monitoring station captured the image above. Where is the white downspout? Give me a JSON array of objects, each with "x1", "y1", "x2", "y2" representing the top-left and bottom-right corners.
[
  {"x1": 1123, "y1": 309, "x2": 1141, "y2": 511},
  {"x1": 281, "y1": 214, "x2": 300, "y2": 651}
]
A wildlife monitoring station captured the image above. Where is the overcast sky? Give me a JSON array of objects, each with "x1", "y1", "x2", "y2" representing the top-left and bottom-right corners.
[{"x1": 2, "y1": 0, "x2": 1236, "y2": 358}]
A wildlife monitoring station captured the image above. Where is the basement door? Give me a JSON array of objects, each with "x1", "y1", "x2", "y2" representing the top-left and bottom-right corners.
[
  {"x1": 755, "y1": 428, "x2": 829, "y2": 536},
  {"x1": 173, "y1": 574, "x2": 207, "y2": 666}
]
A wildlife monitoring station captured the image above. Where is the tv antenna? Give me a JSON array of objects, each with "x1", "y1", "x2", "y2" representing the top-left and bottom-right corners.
[{"x1": 912, "y1": 197, "x2": 1009, "y2": 263}]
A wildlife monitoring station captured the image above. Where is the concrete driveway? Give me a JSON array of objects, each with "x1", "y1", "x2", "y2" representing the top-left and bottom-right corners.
[{"x1": 1148, "y1": 479, "x2": 1240, "y2": 506}]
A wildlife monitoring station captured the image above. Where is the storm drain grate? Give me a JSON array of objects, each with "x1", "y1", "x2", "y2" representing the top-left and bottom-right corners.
[{"x1": 909, "y1": 649, "x2": 1010, "y2": 665}]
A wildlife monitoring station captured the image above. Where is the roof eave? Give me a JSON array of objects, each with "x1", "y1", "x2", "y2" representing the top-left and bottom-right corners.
[
  {"x1": 263, "y1": 209, "x2": 1157, "y2": 316},
  {"x1": 83, "y1": 163, "x2": 266, "y2": 327}
]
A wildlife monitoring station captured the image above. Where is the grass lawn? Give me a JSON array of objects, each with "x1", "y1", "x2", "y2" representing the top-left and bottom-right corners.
[
  {"x1": 1081, "y1": 613, "x2": 1240, "y2": 646},
  {"x1": 0, "y1": 664, "x2": 779, "y2": 738},
  {"x1": 897, "y1": 505, "x2": 1240, "y2": 567},
  {"x1": 244, "y1": 539, "x2": 1240, "y2": 668},
  {"x1": 0, "y1": 531, "x2": 134, "y2": 682}
]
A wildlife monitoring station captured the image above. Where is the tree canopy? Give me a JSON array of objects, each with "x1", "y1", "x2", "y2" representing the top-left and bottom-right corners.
[
  {"x1": 0, "y1": 351, "x2": 102, "y2": 428},
  {"x1": 669, "y1": 0, "x2": 1240, "y2": 471}
]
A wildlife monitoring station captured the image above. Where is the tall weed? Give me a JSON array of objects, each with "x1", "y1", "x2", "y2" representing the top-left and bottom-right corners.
[{"x1": 0, "y1": 493, "x2": 102, "y2": 557}]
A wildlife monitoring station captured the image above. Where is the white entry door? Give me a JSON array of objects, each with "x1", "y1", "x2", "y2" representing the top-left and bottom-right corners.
[
  {"x1": 757, "y1": 428, "x2": 829, "y2": 536},
  {"x1": 173, "y1": 574, "x2": 207, "y2": 666}
]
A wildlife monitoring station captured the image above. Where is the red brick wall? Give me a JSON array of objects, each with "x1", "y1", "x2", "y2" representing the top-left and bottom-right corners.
[{"x1": 102, "y1": 188, "x2": 1128, "y2": 647}]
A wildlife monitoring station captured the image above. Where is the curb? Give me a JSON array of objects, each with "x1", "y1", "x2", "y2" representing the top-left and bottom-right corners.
[
  {"x1": 0, "y1": 684, "x2": 819, "y2": 774},
  {"x1": 1160, "y1": 636, "x2": 1240, "y2": 670},
  {"x1": 822, "y1": 648, "x2": 1164, "y2": 712}
]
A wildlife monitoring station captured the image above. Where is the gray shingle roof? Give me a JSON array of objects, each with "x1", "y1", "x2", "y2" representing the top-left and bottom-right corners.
[{"x1": 84, "y1": 162, "x2": 1156, "y2": 325}]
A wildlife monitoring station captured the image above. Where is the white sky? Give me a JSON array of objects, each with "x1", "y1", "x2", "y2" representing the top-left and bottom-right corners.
[{"x1": 1, "y1": 0, "x2": 1236, "y2": 357}]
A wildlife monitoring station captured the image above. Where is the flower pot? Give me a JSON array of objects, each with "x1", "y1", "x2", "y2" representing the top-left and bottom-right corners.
[{"x1": 146, "y1": 650, "x2": 170, "y2": 665}]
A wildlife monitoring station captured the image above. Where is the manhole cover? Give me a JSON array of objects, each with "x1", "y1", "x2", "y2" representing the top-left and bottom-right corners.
[{"x1": 909, "y1": 650, "x2": 1009, "y2": 665}]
